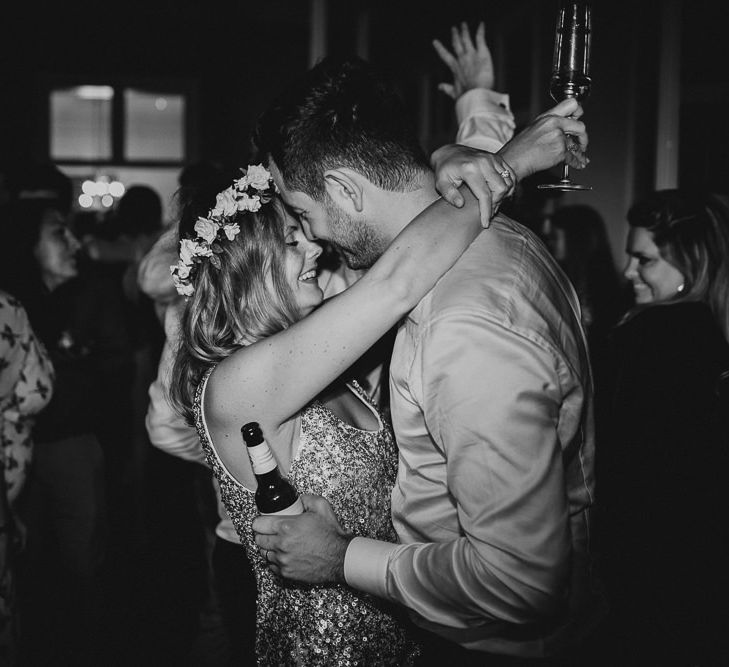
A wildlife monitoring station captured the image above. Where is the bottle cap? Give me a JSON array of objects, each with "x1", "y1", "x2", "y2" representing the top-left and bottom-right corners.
[{"x1": 241, "y1": 422, "x2": 263, "y2": 447}]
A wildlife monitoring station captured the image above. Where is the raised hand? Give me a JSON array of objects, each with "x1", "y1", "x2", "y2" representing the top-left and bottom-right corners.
[
  {"x1": 433, "y1": 22, "x2": 495, "y2": 99},
  {"x1": 498, "y1": 98, "x2": 589, "y2": 180},
  {"x1": 431, "y1": 144, "x2": 515, "y2": 227}
]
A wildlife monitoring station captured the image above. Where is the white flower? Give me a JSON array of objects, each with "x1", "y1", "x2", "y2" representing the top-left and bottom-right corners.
[
  {"x1": 174, "y1": 276, "x2": 194, "y2": 297},
  {"x1": 244, "y1": 164, "x2": 272, "y2": 191},
  {"x1": 172, "y1": 260, "x2": 191, "y2": 280},
  {"x1": 237, "y1": 193, "x2": 261, "y2": 212},
  {"x1": 171, "y1": 267, "x2": 194, "y2": 297},
  {"x1": 223, "y1": 223, "x2": 240, "y2": 241},
  {"x1": 193, "y1": 243, "x2": 213, "y2": 258},
  {"x1": 194, "y1": 217, "x2": 218, "y2": 244},
  {"x1": 179, "y1": 238, "x2": 211, "y2": 265},
  {"x1": 211, "y1": 187, "x2": 239, "y2": 218},
  {"x1": 179, "y1": 238, "x2": 199, "y2": 265}
]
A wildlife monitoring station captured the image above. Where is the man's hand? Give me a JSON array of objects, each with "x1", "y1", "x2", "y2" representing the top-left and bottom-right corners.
[
  {"x1": 498, "y1": 98, "x2": 589, "y2": 181},
  {"x1": 433, "y1": 22, "x2": 494, "y2": 98},
  {"x1": 431, "y1": 144, "x2": 514, "y2": 227},
  {"x1": 252, "y1": 494, "x2": 353, "y2": 584}
]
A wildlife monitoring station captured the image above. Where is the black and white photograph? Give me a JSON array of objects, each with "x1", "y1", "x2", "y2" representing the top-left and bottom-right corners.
[{"x1": 1, "y1": 1, "x2": 727, "y2": 665}]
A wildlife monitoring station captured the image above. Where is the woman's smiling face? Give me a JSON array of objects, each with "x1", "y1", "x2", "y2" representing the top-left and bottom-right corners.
[
  {"x1": 623, "y1": 227, "x2": 685, "y2": 304},
  {"x1": 282, "y1": 213, "x2": 324, "y2": 316}
]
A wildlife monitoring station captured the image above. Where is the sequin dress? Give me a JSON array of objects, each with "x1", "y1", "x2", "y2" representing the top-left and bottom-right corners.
[{"x1": 194, "y1": 367, "x2": 418, "y2": 666}]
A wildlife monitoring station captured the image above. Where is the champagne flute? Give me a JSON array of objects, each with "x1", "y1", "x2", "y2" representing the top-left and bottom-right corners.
[{"x1": 538, "y1": 1, "x2": 592, "y2": 191}]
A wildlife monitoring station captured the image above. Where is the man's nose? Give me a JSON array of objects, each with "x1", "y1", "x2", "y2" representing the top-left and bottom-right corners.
[{"x1": 299, "y1": 218, "x2": 317, "y2": 241}]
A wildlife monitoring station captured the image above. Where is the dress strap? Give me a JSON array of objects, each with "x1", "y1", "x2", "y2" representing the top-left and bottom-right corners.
[{"x1": 347, "y1": 377, "x2": 372, "y2": 404}]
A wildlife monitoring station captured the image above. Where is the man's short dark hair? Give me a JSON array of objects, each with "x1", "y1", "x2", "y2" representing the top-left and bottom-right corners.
[{"x1": 254, "y1": 57, "x2": 430, "y2": 200}]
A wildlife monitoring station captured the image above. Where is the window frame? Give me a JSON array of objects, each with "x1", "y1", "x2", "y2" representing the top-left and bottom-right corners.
[{"x1": 43, "y1": 76, "x2": 198, "y2": 168}]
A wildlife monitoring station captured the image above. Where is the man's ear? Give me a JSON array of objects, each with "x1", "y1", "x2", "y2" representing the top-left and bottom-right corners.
[{"x1": 323, "y1": 168, "x2": 364, "y2": 214}]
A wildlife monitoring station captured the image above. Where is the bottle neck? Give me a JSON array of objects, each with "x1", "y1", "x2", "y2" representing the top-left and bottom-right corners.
[
  {"x1": 254, "y1": 467, "x2": 287, "y2": 487},
  {"x1": 247, "y1": 442, "x2": 277, "y2": 475}
]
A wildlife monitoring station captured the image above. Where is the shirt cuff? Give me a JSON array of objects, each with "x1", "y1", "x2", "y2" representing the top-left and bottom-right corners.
[
  {"x1": 343, "y1": 536, "x2": 398, "y2": 599},
  {"x1": 455, "y1": 89, "x2": 515, "y2": 153},
  {"x1": 455, "y1": 88, "x2": 511, "y2": 125}
]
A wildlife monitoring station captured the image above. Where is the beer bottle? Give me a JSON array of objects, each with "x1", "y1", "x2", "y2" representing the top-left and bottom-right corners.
[{"x1": 241, "y1": 422, "x2": 304, "y2": 515}]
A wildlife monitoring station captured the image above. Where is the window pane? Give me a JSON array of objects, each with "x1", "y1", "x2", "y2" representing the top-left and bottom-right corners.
[
  {"x1": 125, "y1": 89, "x2": 185, "y2": 161},
  {"x1": 50, "y1": 86, "x2": 113, "y2": 161}
]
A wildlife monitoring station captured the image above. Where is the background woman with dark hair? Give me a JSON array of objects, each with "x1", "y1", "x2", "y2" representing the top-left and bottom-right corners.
[
  {"x1": 0, "y1": 195, "x2": 133, "y2": 665},
  {"x1": 597, "y1": 190, "x2": 729, "y2": 664}
]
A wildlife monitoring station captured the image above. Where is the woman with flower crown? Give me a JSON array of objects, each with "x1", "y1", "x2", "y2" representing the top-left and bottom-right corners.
[{"x1": 166, "y1": 158, "x2": 501, "y2": 665}]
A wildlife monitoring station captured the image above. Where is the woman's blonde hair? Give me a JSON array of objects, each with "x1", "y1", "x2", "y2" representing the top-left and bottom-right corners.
[{"x1": 169, "y1": 182, "x2": 301, "y2": 424}]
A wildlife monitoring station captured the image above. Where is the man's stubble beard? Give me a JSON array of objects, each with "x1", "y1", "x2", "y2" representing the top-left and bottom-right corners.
[{"x1": 323, "y1": 197, "x2": 388, "y2": 270}]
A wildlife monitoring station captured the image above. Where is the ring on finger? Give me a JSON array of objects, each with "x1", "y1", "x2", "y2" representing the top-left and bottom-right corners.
[
  {"x1": 499, "y1": 169, "x2": 512, "y2": 180},
  {"x1": 264, "y1": 549, "x2": 270, "y2": 563}
]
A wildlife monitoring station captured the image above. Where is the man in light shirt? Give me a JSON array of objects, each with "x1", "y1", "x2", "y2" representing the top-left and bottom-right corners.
[{"x1": 252, "y1": 49, "x2": 600, "y2": 663}]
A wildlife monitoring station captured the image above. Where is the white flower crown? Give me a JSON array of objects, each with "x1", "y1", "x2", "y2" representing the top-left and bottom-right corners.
[{"x1": 171, "y1": 164, "x2": 276, "y2": 297}]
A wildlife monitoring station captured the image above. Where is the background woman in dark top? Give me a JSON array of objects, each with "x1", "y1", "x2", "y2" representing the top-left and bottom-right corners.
[
  {"x1": 0, "y1": 197, "x2": 133, "y2": 665},
  {"x1": 596, "y1": 190, "x2": 729, "y2": 664}
]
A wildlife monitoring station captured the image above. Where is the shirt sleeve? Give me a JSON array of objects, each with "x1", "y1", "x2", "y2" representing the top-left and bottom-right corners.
[
  {"x1": 455, "y1": 89, "x2": 515, "y2": 153},
  {"x1": 137, "y1": 225, "x2": 179, "y2": 305},
  {"x1": 344, "y1": 536, "x2": 401, "y2": 599},
  {"x1": 347, "y1": 311, "x2": 572, "y2": 628},
  {"x1": 145, "y1": 304, "x2": 206, "y2": 465},
  {"x1": 146, "y1": 376, "x2": 205, "y2": 464}
]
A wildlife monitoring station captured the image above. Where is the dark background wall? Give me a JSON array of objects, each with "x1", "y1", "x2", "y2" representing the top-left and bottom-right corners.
[
  {"x1": 1, "y1": 0, "x2": 310, "y2": 166},
  {"x1": 1, "y1": 0, "x2": 726, "y2": 264}
]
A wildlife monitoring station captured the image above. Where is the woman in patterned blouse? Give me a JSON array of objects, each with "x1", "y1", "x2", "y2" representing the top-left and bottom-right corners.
[
  {"x1": 0, "y1": 291, "x2": 54, "y2": 502},
  {"x1": 0, "y1": 289, "x2": 54, "y2": 660}
]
